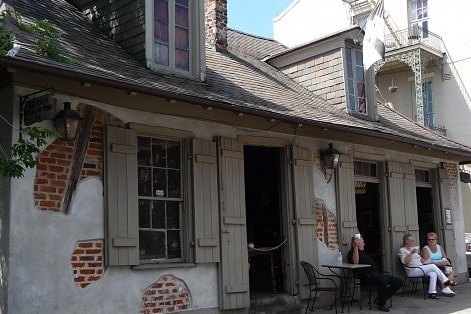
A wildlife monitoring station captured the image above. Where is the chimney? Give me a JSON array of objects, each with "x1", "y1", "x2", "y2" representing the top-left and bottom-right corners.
[{"x1": 204, "y1": 0, "x2": 228, "y2": 51}]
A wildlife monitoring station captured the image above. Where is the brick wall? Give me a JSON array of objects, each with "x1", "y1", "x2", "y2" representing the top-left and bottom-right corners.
[
  {"x1": 281, "y1": 49, "x2": 346, "y2": 110},
  {"x1": 140, "y1": 275, "x2": 191, "y2": 313},
  {"x1": 70, "y1": 239, "x2": 104, "y2": 288},
  {"x1": 33, "y1": 104, "x2": 104, "y2": 212},
  {"x1": 315, "y1": 198, "x2": 339, "y2": 249}
]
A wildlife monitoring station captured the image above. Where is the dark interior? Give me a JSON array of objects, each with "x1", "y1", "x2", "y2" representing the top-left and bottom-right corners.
[
  {"x1": 416, "y1": 187, "x2": 434, "y2": 248},
  {"x1": 355, "y1": 182, "x2": 382, "y2": 269},
  {"x1": 244, "y1": 146, "x2": 284, "y2": 293}
]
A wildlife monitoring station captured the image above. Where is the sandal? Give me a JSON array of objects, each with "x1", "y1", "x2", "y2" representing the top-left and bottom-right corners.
[
  {"x1": 450, "y1": 281, "x2": 458, "y2": 286},
  {"x1": 428, "y1": 293, "x2": 440, "y2": 299}
]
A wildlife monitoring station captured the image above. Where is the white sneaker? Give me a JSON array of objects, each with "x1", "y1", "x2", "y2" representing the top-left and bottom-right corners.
[{"x1": 442, "y1": 287, "x2": 456, "y2": 296}]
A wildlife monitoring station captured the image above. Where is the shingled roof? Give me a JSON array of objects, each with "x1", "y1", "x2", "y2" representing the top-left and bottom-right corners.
[{"x1": 3, "y1": 0, "x2": 471, "y2": 160}]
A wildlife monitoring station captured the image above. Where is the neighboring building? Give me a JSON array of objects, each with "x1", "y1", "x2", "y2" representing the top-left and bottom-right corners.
[
  {"x1": 1, "y1": 0, "x2": 471, "y2": 313},
  {"x1": 275, "y1": 0, "x2": 471, "y2": 264}
]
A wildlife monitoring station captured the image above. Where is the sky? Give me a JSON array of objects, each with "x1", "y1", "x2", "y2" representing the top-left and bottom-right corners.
[{"x1": 227, "y1": 0, "x2": 294, "y2": 39}]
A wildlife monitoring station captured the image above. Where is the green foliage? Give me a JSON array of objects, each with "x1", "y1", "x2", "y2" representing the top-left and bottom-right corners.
[
  {"x1": 0, "y1": 127, "x2": 59, "y2": 178},
  {"x1": 0, "y1": 10, "x2": 72, "y2": 64}
]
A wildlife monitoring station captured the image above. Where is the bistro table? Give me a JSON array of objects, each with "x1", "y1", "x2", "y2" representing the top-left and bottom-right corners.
[{"x1": 321, "y1": 262, "x2": 371, "y2": 313}]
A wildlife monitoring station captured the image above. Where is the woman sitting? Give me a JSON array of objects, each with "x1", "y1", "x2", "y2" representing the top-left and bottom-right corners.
[
  {"x1": 398, "y1": 234, "x2": 455, "y2": 299},
  {"x1": 421, "y1": 232, "x2": 457, "y2": 286}
]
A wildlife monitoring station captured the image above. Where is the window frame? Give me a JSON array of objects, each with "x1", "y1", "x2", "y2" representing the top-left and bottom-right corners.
[
  {"x1": 144, "y1": 0, "x2": 205, "y2": 80},
  {"x1": 409, "y1": 0, "x2": 429, "y2": 39},
  {"x1": 137, "y1": 135, "x2": 189, "y2": 263},
  {"x1": 345, "y1": 45, "x2": 368, "y2": 115}
]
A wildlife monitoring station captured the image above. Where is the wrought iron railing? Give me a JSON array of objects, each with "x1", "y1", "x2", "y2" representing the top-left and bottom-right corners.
[
  {"x1": 384, "y1": 26, "x2": 443, "y2": 54},
  {"x1": 426, "y1": 123, "x2": 447, "y2": 136}
]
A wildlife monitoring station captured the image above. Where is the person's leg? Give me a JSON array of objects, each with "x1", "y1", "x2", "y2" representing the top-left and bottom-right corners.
[
  {"x1": 385, "y1": 274, "x2": 403, "y2": 299},
  {"x1": 368, "y1": 273, "x2": 388, "y2": 306},
  {"x1": 426, "y1": 271, "x2": 437, "y2": 294}
]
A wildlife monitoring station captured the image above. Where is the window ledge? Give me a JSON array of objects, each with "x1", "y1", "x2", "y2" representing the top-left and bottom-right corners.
[{"x1": 132, "y1": 262, "x2": 197, "y2": 270}]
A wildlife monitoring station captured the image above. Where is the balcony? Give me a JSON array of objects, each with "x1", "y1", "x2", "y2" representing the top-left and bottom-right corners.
[{"x1": 384, "y1": 26, "x2": 444, "y2": 56}]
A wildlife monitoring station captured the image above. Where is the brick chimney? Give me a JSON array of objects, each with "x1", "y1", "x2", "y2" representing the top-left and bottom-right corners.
[{"x1": 204, "y1": 0, "x2": 228, "y2": 51}]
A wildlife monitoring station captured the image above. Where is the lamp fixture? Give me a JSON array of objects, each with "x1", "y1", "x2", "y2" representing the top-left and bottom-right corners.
[
  {"x1": 53, "y1": 102, "x2": 82, "y2": 141},
  {"x1": 320, "y1": 143, "x2": 341, "y2": 183},
  {"x1": 389, "y1": 77, "x2": 398, "y2": 93}
]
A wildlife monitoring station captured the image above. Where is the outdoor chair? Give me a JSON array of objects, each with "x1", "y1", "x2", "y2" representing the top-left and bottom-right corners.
[
  {"x1": 399, "y1": 258, "x2": 429, "y2": 300},
  {"x1": 300, "y1": 261, "x2": 338, "y2": 314}
]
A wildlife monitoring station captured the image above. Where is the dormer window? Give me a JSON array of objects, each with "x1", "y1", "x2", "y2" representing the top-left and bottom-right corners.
[
  {"x1": 345, "y1": 46, "x2": 367, "y2": 114},
  {"x1": 145, "y1": 0, "x2": 205, "y2": 79}
]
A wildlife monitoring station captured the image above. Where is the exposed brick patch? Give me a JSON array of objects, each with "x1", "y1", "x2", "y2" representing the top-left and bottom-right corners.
[
  {"x1": 315, "y1": 198, "x2": 339, "y2": 249},
  {"x1": 33, "y1": 105, "x2": 121, "y2": 212},
  {"x1": 70, "y1": 239, "x2": 104, "y2": 288},
  {"x1": 140, "y1": 275, "x2": 191, "y2": 313}
]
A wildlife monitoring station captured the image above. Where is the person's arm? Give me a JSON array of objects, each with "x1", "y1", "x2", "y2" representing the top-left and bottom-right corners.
[
  {"x1": 349, "y1": 238, "x2": 360, "y2": 264},
  {"x1": 421, "y1": 247, "x2": 430, "y2": 264},
  {"x1": 440, "y1": 246, "x2": 450, "y2": 265},
  {"x1": 399, "y1": 247, "x2": 417, "y2": 265}
]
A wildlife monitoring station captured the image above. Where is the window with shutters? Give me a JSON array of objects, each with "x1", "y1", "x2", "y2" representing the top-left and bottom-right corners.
[
  {"x1": 105, "y1": 125, "x2": 220, "y2": 266},
  {"x1": 137, "y1": 136, "x2": 184, "y2": 262},
  {"x1": 145, "y1": 0, "x2": 205, "y2": 80}
]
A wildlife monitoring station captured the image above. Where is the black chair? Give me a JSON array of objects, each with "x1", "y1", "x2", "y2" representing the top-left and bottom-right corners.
[
  {"x1": 300, "y1": 261, "x2": 338, "y2": 314},
  {"x1": 399, "y1": 258, "x2": 429, "y2": 300}
]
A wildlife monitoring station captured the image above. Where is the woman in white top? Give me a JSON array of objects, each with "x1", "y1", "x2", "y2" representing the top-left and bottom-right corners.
[{"x1": 398, "y1": 234, "x2": 455, "y2": 299}]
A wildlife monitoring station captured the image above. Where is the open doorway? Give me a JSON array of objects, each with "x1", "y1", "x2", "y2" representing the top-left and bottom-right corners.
[
  {"x1": 355, "y1": 182, "x2": 382, "y2": 268},
  {"x1": 416, "y1": 187, "x2": 434, "y2": 248},
  {"x1": 244, "y1": 146, "x2": 284, "y2": 294}
]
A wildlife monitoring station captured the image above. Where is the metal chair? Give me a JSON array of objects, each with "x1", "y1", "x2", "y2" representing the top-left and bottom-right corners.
[
  {"x1": 399, "y1": 258, "x2": 429, "y2": 300},
  {"x1": 300, "y1": 261, "x2": 338, "y2": 314}
]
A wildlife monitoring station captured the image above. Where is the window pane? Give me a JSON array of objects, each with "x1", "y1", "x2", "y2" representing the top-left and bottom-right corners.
[
  {"x1": 346, "y1": 48, "x2": 352, "y2": 63},
  {"x1": 153, "y1": 168, "x2": 167, "y2": 197},
  {"x1": 139, "y1": 230, "x2": 166, "y2": 259},
  {"x1": 152, "y1": 138, "x2": 167, "y2": 167},
  {"x1": 138, "y1": 167, "x2": 152, "y2": 196},
  {"x1": 154, "y1": 21, "x2": 169, "y2": 43},
  {"x1": 168, "y1": 169, "x2": 181, "y2": 198},
  {"x1": 175, "y1": 27, "x2": 189, "y2": 49},
  {"x1": 166, "y1": 201, "x2": 180, "y2": 229},
  {"x1": 152, "y1": 200, "x2": 166, "y2": 228},
  {"x1": 154, "y1": 43, "x2": 169, "y2": 66},
  {"x1": 175, "y1": 4, "x2": 189, "y2": 28},
  {"x1": 167, "y1": 230, "x2": 181, "y2": 259},
  {"x1": 137, "y1": 137, "x2": 152, "y2": 166},
  {"x1": 166, "y1": 140, "x2": 181, "y2": 169},
  {"x1": 139, "y1": 200, "x2": 151, "y2": 228},
  {"x1": 176, "y1": 0, "x2": 188, "y2": 6},
  {"x1": 154, "y1": 0, "x2": 168, "y2": 22}
]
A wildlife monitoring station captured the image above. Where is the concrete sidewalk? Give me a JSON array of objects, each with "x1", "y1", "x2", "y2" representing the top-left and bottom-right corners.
[{"x1": 314, "y1": 282, "x2": 471, "y2": 314}]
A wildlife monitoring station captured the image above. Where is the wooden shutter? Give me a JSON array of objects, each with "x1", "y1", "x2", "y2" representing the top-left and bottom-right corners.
[
  {"x1": 386, "y1": 162, "x2": 418, "y2": 276},
  {"x1": 104, "y1": 126, "x2": 139, "y2": 266},
  {"x1": 433, "y1": 168, "x2": 457, "y2": 265},
  {"x1": 337, "y1": 154, "x2": 357, "y2": 251},
  {"x1": 217, "y1": 137, "x2": 249, "y2": 310},
  {"x1": 291, "y1": 146, "x2": 316, "y2": 299},
  {"x1": 192, "y1": 139, "x2": 220, "y2": 263}
]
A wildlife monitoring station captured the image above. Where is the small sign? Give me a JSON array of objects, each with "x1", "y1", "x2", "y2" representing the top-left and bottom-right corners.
[
  {"x1": 23, "y1": 94, "x2": 56, "y2": 126},
  {"x1": 445, "y1": 208, "x2": 452, "y2": 225}
]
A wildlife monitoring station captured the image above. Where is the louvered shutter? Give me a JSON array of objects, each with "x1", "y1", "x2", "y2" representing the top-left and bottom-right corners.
[{"x1": 104, "y1": 126, "x2": 139, "y2": 266}]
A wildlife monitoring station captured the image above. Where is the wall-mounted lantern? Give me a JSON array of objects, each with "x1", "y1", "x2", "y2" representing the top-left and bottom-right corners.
[
  {"x1": 53, "y1": 102, "x2": 82, "y2": 141},
  {"x1": 320, "y1": 143, "x2": 341, "y2": 183}
]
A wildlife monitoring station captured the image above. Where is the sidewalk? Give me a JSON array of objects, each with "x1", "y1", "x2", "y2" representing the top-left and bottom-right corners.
[{"x1": 315, "y1": 282, "x2": 471, "y2": 314}]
